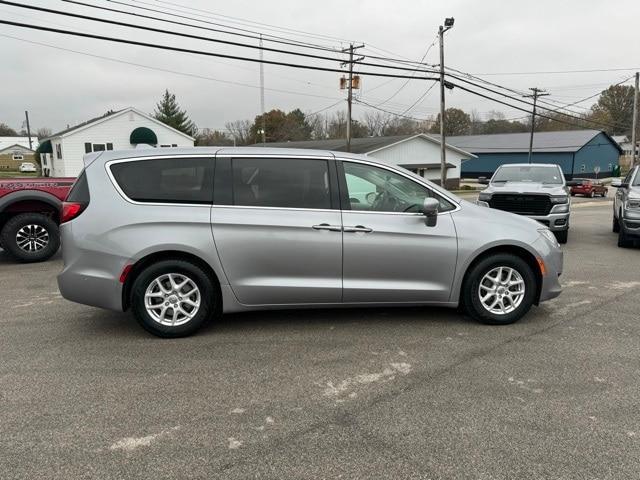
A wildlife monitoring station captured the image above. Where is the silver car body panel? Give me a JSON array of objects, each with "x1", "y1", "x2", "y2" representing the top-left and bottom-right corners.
[{"x1": 57, "y1": 147, "x2": 562, "y2": 315}]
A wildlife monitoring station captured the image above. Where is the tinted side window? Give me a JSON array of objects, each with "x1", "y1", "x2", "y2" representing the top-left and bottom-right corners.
[
  {"x1": 110, "y1": 158, "x2": 213, "y2": 204},
  {"x1": 343, "y1": 162, "x2": 455, "y2": 213},
  {"x1": 232, "y1": 158, "x2": 331, "y2": 209}
]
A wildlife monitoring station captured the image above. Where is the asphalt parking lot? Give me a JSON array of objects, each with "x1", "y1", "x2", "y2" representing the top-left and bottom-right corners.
[{"x1": 1, "y1": 201, "x2": 639, "y2": 479}]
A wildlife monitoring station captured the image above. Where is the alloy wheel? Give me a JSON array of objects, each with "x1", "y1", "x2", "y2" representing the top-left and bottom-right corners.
[
  {"x1": 15, "y1": 224, "x2": 49, "y2": 252},
  {"x1": 144, "y1": 273, "x2": 201, "y2": 326},
  {"x1": 478, "y1": 266, "x2": 525, "y2": 315}
]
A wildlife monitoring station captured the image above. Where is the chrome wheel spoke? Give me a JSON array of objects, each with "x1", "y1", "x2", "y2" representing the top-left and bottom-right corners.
[
  {"x1": 477, "y1": 266, "x2": 525, "y2": 315},
  {"x1": 144, "y1": 273, "x2": 201, "y2": 327},
  {"x1": 15, "y1": 224, "x2": 49, "y2": 252}
]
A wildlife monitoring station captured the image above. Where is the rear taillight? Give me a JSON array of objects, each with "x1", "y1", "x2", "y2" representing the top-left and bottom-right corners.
[{"x1": 61, "y1": 202, "x2": 86, "y2": 223}]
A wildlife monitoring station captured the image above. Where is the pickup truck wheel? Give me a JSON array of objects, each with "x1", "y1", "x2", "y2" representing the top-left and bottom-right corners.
[
  {"x1": 554, "y1": 229, "x2": 568, "y2": 244},
  {"x1": 0, "y1": 213, "x2": 60, "y2": 263},
  {"x1": 613, "y1": 214, "x2": 620, "y2": 233},
  {"x1": 131, "y1": 259, "x2": 219, "y2": 338},
  {"x1": 618, "y1": 227, "x2": 635, "y2": 248},
  {"x1": 462, "y1": 254, "x2": 536, "y2": 326}
]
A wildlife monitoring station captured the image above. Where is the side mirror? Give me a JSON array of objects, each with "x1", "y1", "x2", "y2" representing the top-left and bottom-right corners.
[
  {"x1": 478, "y1": 176, "x2": 489, "y2": 185},
  {"x1": 423, "y1": 197, "x2": 439, "y2": 227}
]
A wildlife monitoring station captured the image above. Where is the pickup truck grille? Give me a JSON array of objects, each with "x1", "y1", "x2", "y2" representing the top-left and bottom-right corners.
[{"x1": 489, "y1": 194, "x2": 552, "y2": 216}]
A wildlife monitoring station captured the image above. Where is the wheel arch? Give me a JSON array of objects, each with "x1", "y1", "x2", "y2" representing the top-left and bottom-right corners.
[
  {"x1": 458, "y1": 244, "x2": 543, "y2": 306},
  {"x1": 121, "y1": 250, "x2": 222, "y2": 312}
]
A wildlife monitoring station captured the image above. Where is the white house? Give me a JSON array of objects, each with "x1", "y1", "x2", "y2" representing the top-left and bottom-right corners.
[
  {"x1": 261, "y1": 134, "x2": 476, "y2": 189},
  {"x1": 0, "y1": 136, "x2": 39, "y2": 151},
  {"x1": 39, "y1": 107, "x2": 195, "y2": 177}
]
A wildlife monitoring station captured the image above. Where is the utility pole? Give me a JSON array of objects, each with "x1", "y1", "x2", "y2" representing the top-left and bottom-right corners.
[
  {"x1": 341, "y1": 44, "x2": 364, "y2": 152},
  {"x1": 438, "y1": 18, "x2": 454, "y2": 188},
  {"x1": 632, "y1": 72, "x2": 639, "y2": 166},
  {"x1": 525, "y1": 87, "x2": 549, "y2": 164},
  {"x1": 24, "y1": 111, "x2": 32, "y2": 150},
  {"x1": 259, "y1": 34, "x2": 266, "y2": 145}
]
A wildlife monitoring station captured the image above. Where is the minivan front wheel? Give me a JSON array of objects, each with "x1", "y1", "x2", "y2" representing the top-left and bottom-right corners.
[
  {"x1": 462, "y1": 254, "x2": 537, "y2": 325},
  {"x1": 131, "y1": 260, "x2": 218, "y2": 337}
]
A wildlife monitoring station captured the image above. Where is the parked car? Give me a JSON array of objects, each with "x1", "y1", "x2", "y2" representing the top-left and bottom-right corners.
[
  {"x1": 612, "y1": 165, "x2": 640, "y2": 248},
  {"x1": 570, "y1": 178, "x2": 608, "y2": 198},
  {"x1": 57, "y1": 148, "x2": 563, "y2": 337},
  {"x1": 477, "y1": 164, "x2": 570, "y2": 244},
  {"x1": 18, "y1": 162, "x2": 37, "y2": 173},
  {"x1": 0, "y1": 177, "x2": 75, "y2": 262}
]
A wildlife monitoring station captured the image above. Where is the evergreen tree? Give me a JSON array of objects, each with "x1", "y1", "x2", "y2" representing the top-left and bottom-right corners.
[{"x1": 153, "y1": 90, "x2": 197, "y2": 136}]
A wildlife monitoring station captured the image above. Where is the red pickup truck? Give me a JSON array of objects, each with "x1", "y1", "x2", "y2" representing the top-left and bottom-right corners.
[{"x1": 0, "y1": 177, "x2": 75, "y2": 262}]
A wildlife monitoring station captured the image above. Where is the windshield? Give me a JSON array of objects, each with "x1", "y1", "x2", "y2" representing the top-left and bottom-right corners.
[
  {"x1": 634, "y1": 169, "x2": 640, "y2": 186},
  {"x1": 492, "y1": 165, "x2": 564, "y2": 185}
]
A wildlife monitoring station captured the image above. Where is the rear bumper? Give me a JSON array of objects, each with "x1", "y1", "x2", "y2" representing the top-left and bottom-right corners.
[{"x1": 57, "y1": 223, "x2": 125, "y2": 312}]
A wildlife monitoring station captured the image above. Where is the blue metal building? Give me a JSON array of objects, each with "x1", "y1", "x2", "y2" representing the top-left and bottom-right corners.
[{"x1": 449, "y1": 130, "x2": 622, "y2": 180}]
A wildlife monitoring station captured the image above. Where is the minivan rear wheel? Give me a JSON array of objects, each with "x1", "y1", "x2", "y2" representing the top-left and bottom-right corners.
[
  {"x1": 462, "y1": 254, "x2": 537, "y2": 325},
  {"x1": 131, "y1": 260, "x2": 218, "y2": 337}
]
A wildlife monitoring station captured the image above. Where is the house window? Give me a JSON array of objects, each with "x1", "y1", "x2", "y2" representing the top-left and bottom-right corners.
[
  {"x1": 56, "y1": 143, "x2": 62, "y2": 159},
  {"x1": 172, "y1": 144, "x2": 177, "y2": 147},
  {"x1": 12, "y1": 153, "x2": 24, "y2": 161},
  {"x1": 85, "y1": 143, "x2": 114, "y2": 153},
  {"x1": 580, "y1": 164, "x2": 586, "y2": 172}
]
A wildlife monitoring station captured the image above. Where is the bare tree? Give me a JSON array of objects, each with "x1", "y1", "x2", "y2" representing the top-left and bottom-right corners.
[
  {"x1": 36, "y1": 127, "x2": 52, "y2": 139},
  {"x1": 362, "y1": 111, "x2": 388, "y2": 137},
  {"x1": 224, "y1": 120, "x2": 252, "y2": 145}
]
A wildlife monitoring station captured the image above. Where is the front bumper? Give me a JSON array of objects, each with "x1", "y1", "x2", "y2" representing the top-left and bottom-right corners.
[
  {"x1": 622, "y1": 209, "x2": 640, "y2": 238},
  {"x1": 526, "y1": 212, "x2": 570, "y2": 232},
  {"x1": 534, "y1": 236, "x2": 563, "y2": 303}
]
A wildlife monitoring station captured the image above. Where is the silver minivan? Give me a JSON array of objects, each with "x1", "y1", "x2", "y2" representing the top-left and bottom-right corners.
[{"x1": 58, "y1": 148, "x2": 563, "y2": 337}]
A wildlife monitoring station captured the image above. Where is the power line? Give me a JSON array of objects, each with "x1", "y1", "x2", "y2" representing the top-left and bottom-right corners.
[
  {"x1": 72, "y1": 0, "x2": 442, "y2": 69},
  {"x1": 0, "y1": 32, "x2": 345, "y2": 101},
  {"x1": 443, "y1": 72, "x2": 631, "y2": 131},
  {"x1": 3, "y1": 1, "x2": 350, "y2": 64},
  {"x1": 5, "y1": 1, "x2": 445, "y2": 77},
  {"x1": 374, "y1": 34, "x2": 439, "y2": 106},
  {"x1": 0, "y1": 19, "x2": 441, "y2": 81},
  {"x1": 148, "y1": 0, "x2": 359, "y2": 45},
  {"x1": 354, "y1": 99, "x2": 431, "y2": 122},
  {"x1": 468, "y1": 67, "x2": 640, "y2": 76},
  {"x1": 64, "y1": 0, "x2": 342, "y2": 54}
]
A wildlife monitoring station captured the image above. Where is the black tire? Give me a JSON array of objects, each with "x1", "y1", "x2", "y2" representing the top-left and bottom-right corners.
[
  {"x1": 613, "y1": 213, "x2": 620, "y2": 233},
  {"x1": 554, "y1": 229, "x2": 568, "y2": 244},
  {"x1": 131, "y1": 259, "x2": 219, "y2": 337},
  {"x1": 462, "y1": 254, "x2": 537, "y2": 326},
  {"x1": 618, "y1": 226, "x2": 635, "y2": 249},
  {"x1": 0, "y1": 213, "x2": 60, "y2": 263}
]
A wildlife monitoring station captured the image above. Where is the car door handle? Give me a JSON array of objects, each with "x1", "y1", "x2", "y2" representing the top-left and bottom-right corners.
[
  {"x1": 343, "y1": 225, "x2": 373, "y2": 233},
  {"x1": 312, "y1": 223, "x2": 342, "y2": 232}
]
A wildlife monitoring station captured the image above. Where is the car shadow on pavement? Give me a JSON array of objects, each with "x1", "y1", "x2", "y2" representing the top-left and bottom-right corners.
[{"x1": 79, "y1": 305, "x2": 476, "y2": 339}]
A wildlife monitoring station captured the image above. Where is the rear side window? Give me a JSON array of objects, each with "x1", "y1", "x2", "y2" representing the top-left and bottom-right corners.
[
  {"x1": 66, "y1": 171, "x2": 90, "y2": 203},
  {"x1": 110, "y1": 158, "x2": 213, "y2": 204},
  {"x1": 231, "y1": 158, "x2": 331, "y2": 209}
]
